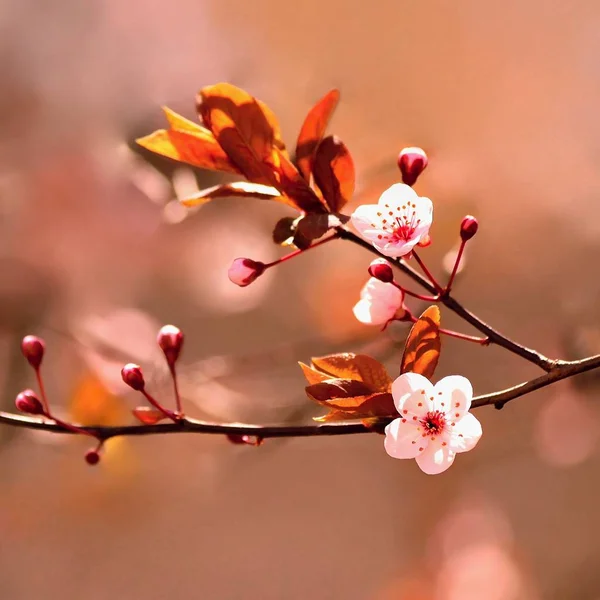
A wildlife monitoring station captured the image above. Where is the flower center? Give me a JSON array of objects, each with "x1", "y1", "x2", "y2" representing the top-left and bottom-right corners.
[
  {"x1": 421, "y1": 410, "x2": 446, "y2": 437},
  {"x1": 374, "y1": 201, "x2": 422, "y2": 245}
]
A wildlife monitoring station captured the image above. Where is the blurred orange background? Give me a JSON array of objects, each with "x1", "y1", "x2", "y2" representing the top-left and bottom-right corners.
[{"x1": 1, "y1": 1, "x2": 600, "y2": 598}]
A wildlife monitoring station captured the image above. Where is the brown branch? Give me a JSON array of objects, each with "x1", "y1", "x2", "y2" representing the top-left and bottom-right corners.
[
  {"x1": 336, "y1": 227, "x2": 556, "y2": 371},
  {"x1": 2, "y1": 355, "x2": 598, "y2": 441}
]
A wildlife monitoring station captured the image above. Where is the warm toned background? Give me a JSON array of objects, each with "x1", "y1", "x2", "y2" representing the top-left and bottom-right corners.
[{"x1": 1, "y1": 1, "x2": 600, "y2": 598}]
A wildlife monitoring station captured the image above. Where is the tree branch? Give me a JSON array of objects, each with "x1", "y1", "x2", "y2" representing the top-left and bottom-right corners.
[
  {"x1": 2, "y1": 355, "x2": 598, "y2": 441},
  {"x1": 337, "y1": 227, "x2": 556, "y2": 371}
]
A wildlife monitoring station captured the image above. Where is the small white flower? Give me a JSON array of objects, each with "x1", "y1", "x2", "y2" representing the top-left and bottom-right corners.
[
  {"x1": 353, "y1": 277, "x2": 404, "y2": 325},
  {"x1": 384, "y1": 372, "x2": 482, "y2": 474},
  {"x1": 351, "y1": 183, "x2": 433, "y2": 257}
]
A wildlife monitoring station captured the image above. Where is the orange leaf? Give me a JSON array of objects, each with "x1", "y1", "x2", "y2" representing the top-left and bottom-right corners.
[
  {"x1": 136, "y1": 128, "x2": 240, "y2": 174},
  {"x1": 400, "y1": 305, "x2": 441, "y2": 379},
  {"x1": 132, "y1": 406, "x2": 168, "y2": 425},
  {"x1": 180, "y1": 182, "x2": 281, "y2": 207},
  {"x1": 256, "y1": 99, "x2": 286, "y2": 153},
  {"x1": 310, "y1": 353, "x2": 392, "y2": 391},
  {"x1": 299, "y1": 361, "x2": 330, "y2": 385},
  {"x1": 296, "y1": 89, "x2": 340, "y2": 181},
  {"x1": 312, "y1": 136, "x2": 355, "y2": 212}
]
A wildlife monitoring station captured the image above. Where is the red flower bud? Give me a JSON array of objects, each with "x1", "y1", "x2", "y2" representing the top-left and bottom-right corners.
[
  {"x1": 85, "y1": 449, "x2": 101, "y2": 465},
  {"x1": 21, "y1": 335, "x2": 45, "y2": 369},
  {"x1": 368, "y1": 259, "x2": 394, "y2": 283},
  {"x1": 228, "y1": 258, "x2": 266, "y2": 287},
  {"x1": 460, "y1": 215, "x2": 479, "y2": 241},
  {"x1": 397, "y1": 147, "x2": 428, "y2": 187},
  {"x1": 121, "y1": 363, "x2": 145, "y2": 391},
  {"x1": 157, "y1": 324, "x2": 184, "y2": 365},
  {"x1": 15, "y1": 389, "x2": 44, "y2": 415}
]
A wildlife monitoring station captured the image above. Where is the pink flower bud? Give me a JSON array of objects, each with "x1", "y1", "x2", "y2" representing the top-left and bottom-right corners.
[
  {"x1": 226, "y1": 434, "x2": 263, "y2": 446},
  {"x1": 228, "y1": 258, "x2": 266, "y2": 287},
  {"x1": 157, "y1": 324, "x2": 184, "y2": 365},
  {"x1": 368, "y1": 259, "x2": 394, "y2": 283},
  {"x1": 460, "y1": 215, "x2": 479, "y2": 241},
  {"x1": 85, "y1": 449, "x2": 101, "y2": 465},
  {"x1": 397, "y1": 147, "x2": 428, "y2": 187},
  {"x1": 121, "y1": 363, "x2": 145, "y2": 391},
  {"x1": 15, "y1": 389, "x2": 44, "y2": 415},
  {"x1": 21, "y1": 335, "x2": 45, "y2": 369}
]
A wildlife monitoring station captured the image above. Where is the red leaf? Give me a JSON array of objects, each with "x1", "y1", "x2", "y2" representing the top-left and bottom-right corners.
[
  {"x1": 132, "y1": 407, "x2": 168, "y2": 425},
  {"x1": 400, "y1": 305, "x2": 441, "y2": 378},
  {"x1": 296, "y1": 89, "x2": 340, "y2": 181},
  {"x1": 312, "y1": 136, "x2": 355, "y2": 212}
]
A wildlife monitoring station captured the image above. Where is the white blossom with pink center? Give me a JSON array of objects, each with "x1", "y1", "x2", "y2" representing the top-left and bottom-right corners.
[
  {"x1": 384, "y1": 372, "x2": 482, "y2": 474},
  {"x1": 351, "y1": 183, "x2": 433, "y2": 257},
  {"x1": 353, "y1": 278, "x2": 404, "y2": 326}
]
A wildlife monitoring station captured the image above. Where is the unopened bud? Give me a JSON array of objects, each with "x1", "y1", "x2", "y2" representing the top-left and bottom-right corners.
[
  {"x1": 228, "y1": 258, "x2": 266, "y2": 287},
  {"x1": 15, "y1": 389, "x2": 44, "y2": 415},
  {"x1": 84, "y1": 449, "x2": 101, "y2": 465},
  {"x1": 121, "y1": 363, "x2": 145, "y2": 391},
  {"x1": 226, "y1": 434, "x2": 263, "y2": 446},
  {"x1": 397, "y1": 147, "x2": 428, "y2": 186},
  {"x1": 21, "y1": 335, "x2": 45, "y2": 369},
  {"x1": 460, "y1": 215, "x2": 479, "y2": 241},
  {"x1": 368, "y1": 258, "x2": 394, "y2": 283},
  {"x1": 157, "y1": 324, "x2": 184, "y2": 365}
]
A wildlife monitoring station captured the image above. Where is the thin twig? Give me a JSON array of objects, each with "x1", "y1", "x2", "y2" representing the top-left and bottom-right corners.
[{"x1": 2, "y1": 355, "x2": 598, "y2": 441}]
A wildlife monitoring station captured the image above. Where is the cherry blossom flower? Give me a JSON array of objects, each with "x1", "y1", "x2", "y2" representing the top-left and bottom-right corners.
[
  {"x1": 351, "y1": 183, "x2": 433, "y2": 257},
  {"x1": 353, "y1": 277, "x2": 405, "y2": 326},
  {"x1": 384, "y1": 372, "x2": 482, "y2": 474}
]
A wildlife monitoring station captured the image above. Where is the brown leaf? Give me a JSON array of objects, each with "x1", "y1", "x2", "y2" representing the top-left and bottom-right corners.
[
  {"x1": 180, "y1": 182, "x2": 281, "y2": 207},
  {"x1": 305, "y1": 379, "x2": 373, "y2": 403},
  {"x1": 272, "y1": 216, "x2": 297, "y2": 245},
  {"x1": 312, "y1": 136, "x2": 356, "y2": 212},
  {"x1": 296, "y1": 89, "x2": 340, "y2": 181},
  {"x1": 310, "y1": 353, "x2": 392, "y2": 392},
  {"x1": 197, "y1": 83, "x2": 277, "y2": 182},
  {"x1": 294, "y1": 213, "x2": 344, "y2": 243},
  {"x1": 400, "y1": 305, "x2": 441, "y2": 379},
  {"x1": 198, "y1": 83, "x2": 324, "y2": 212},
  {"x1": 275, "y1": 147, "x2": 328, "y2": 213},
  {"x1": 132, "y1": 406, "x2": 168, "y2": 425}
]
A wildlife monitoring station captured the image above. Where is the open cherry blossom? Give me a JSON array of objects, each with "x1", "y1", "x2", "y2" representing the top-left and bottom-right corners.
[
  {"x1": 384, "y1": 372, "x2": 482, "y2": 474},
  {"x1": 353, "y1": 277, "x2": 405, "y2": 326},
  {"x1": 351, "y1": 183, "x2": 433, "y2": 257}
]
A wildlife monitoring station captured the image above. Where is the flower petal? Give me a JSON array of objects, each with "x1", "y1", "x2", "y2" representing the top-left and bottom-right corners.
[
  {"x1": 384, "y1": 418, "x2": 427, "y2": 459},
  {"x1": 377, "y1": 237, "x2": 420, "y2": 258},
  {"x1": 392, "y1": 372, "x2": 434, "y2": 416},
  {"x1": 351, "y1": 205, "x2": 387, "y2": 240},
  {"x1": 446, "y1": 412, "x2": 482, "y2": 453},
  {"x1": 360, "y1": 278, "x2": 403, "y2": 304},
  {"x1": 432, "y1": 375, "x2": 473, "y2": 418},
  {"x1": 377, "y1": 183, "x2": 419, "y2": 209},
  {"x1": 353, "y1": 298, "x2": 395, "y2": 325},
  {"x1": 415, "y1": 439, "x2": 456, "y2": 474}
]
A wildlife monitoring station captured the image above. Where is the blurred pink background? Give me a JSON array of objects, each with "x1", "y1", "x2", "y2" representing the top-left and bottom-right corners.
[{"x1": 1, "y1": 1, "x2": 600, "y2": 598}]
